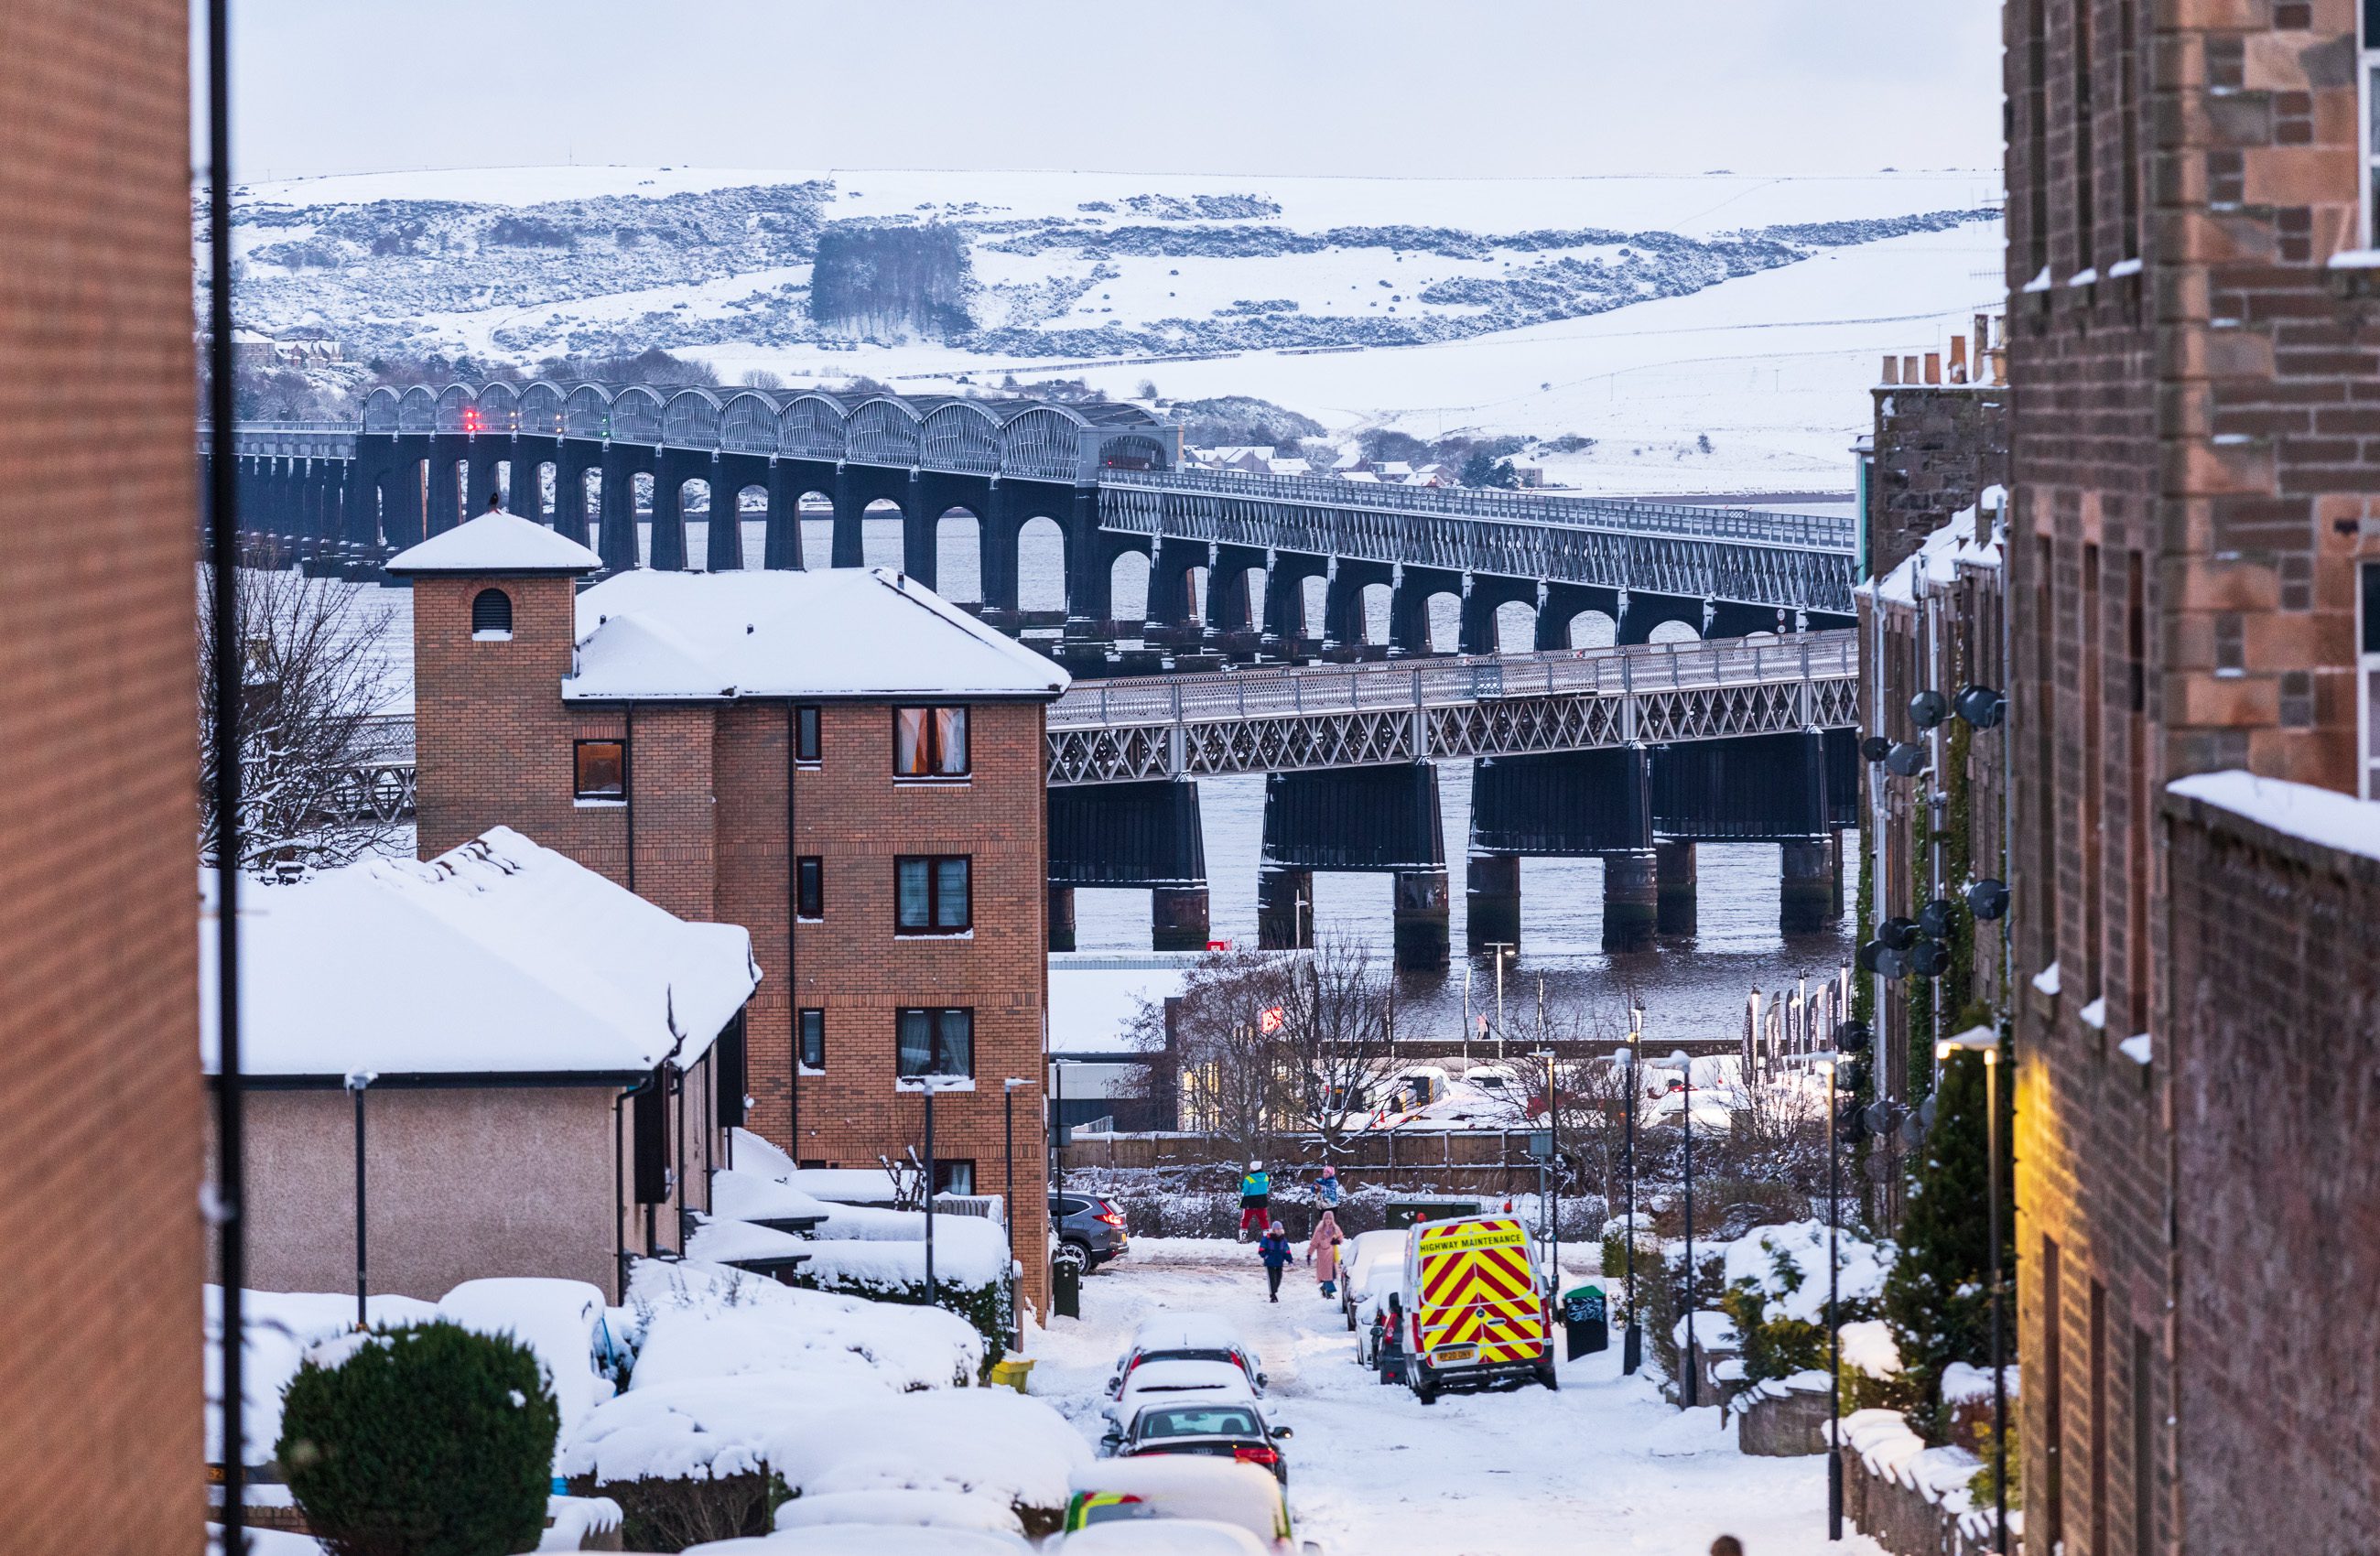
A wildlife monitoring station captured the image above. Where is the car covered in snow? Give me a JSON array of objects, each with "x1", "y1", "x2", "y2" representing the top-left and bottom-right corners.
[
  {"x1": 1056, "y1": 1457, "x2": 1312, "y2": 1555},
  {"x1": 1102, "y1": 1359, "x2": 1258, "y2": 1443},
  {"x1": 1116, "y1": 1399, "x2": 1293, "y2": 1484},
  {"x1": 1107, "y1": 1313, "x2": 1266, "y2": 1398},
  {"x1": 1337, "y1": 1227, "x2": 1412, "y2": 1335}
]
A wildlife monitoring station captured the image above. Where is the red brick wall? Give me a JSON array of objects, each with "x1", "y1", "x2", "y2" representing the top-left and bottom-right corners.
[
  {"x1": 413, "y1": 578, "x2": 1052, "y2": 1316},
  {"x1": 2162, "y1": 791, "x2": 2380, "y2": 1553},
  {"x1": 2007, "y1": 2, "x2": 2379, "y2": 1551},
  {"x1": 0, "y1": 3, "x2": 204, "y2": 1551}
]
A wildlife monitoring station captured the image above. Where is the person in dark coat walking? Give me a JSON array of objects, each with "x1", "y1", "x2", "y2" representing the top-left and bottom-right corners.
[{"x1": 1256, "y1": 1222, "x2": 1294, "y2": 1302}]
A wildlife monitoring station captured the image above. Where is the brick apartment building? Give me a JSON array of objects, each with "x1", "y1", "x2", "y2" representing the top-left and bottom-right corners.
[
  {"x1": 2004, "y1": 0, "x2": 2380, "y2": 1551},
  {"x1": 0, "y1": 3, "x2": 206, "y2": 1552},
  {"x1": 393, "y1": 515, "x2": 1068, "y2": 1313}
]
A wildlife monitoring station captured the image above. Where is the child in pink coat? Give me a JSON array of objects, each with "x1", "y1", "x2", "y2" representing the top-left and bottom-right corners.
[{"x1": 1308, "y1": 1209, "x2": 1347, "y2": 1298}]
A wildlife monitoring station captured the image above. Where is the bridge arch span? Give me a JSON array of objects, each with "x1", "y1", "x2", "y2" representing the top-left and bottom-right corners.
[
  {"x1": 562, "y1": 384, "x2": 613, "y2": 438},
  {"x1": 924, "y1": 401, "x2": 1001, "y2": 473},
  {"x1": 433, "y1": 384, "x2": 474, "y2": 435},
  {"x1": 475, "y1": 381, "x2": 518, "y2": 431},
  {"x1": 663, "y1": 387, "x2": 723, "y2": 448},
  {"x1": 781, "y1": 393, "x2": 848, "y2": 459},
  {"x1": 517, "y1": 381, "x2": 566, "y2": 437},
  {"x1": 719, "y1": 392, "x2": 778, "y2": 454},
  {"x1": 1017, "y1": 513, "x2": 1068, "y2": 612},
  {"x1": 611, "y1": 386, "x2": 665, "y2": 445},
  {"x1": 396, "y1": 385, "x2": 437, "y2": 434},
  {"x1": 848, "y1": 397, "x2": 923, "y2": 466},
  {"x1": 362, "y1": 386, "x2": 401, "y2": 434}
]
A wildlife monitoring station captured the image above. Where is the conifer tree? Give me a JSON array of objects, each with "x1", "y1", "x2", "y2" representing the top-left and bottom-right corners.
[{"x1": 1882, "y1": 1046, "x2": 2000, "y2": 1442}]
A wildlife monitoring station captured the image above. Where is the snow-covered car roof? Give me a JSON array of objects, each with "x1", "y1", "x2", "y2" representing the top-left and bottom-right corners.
[
  {"x1": 1058, "y1": 1519, "x2": 1273, "y2": 1556},
  {"x1": 1118, "y1": 1361, "x2": 1257, "y2": 1400},
  {"x1": 687, "y1": 1525, "x2": 1033, "y2": 1556},
  {"x1": 1129, "y1": 1313, "x2": 1248, "y2": 1353},
  {"x1": 1067, "y1": 1459, "x2": 1292, "y2": 1545},
  {"x1": 1342, "y1": 1228, "x2": 1411, "y2": 1284},
  {"x1": 772, "y1": 1488, "x2": 1027, "y2": 1539},
  {"x1": 567, "y1": 567, "x2": 1069, "y2": 702}
]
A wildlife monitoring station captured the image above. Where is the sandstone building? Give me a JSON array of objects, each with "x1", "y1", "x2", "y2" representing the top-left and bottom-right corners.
[
  {"x1": 394, "y1": 516, "x2": 1068, "y2": 1313},
  {"x1": 2003, "y1": 0, "x2": 2380, "y2": 1551}
]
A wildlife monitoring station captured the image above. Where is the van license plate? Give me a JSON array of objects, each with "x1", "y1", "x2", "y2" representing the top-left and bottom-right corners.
[{"x1": 1433, "y1": 1345, "x2": 1477, "y2": 1364}]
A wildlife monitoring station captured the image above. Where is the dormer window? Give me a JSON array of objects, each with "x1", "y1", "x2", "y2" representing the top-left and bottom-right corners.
[{"x1": 471, "y1": 588, "x2": 514, "y2": 641}]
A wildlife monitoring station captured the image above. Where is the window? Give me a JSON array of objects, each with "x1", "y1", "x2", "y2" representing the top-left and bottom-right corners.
[
  {"x1": 2363, "y1": 562, "x2": 2380, "y2": 797},
  {"x1": 795, "y1": 705, "x2": 821, "y2": 764},
  {"x1": 2366, "y1": 0, "x2": 2380, "y2": 243},
  {"x1": 796, "y1": 857, "x2": 823, "y2": 920},
  {"x1": 896, "y1": 856, "x2": 972, "y2": 934},
  {"x1": 471, "y1": 587, "x2": 513, "y2": 640},
  {"x1": 933, "y1": 1160, "x2": 976, "y2": 1195},
  {"x1": 575, "y1": 739, "x2": 626, "y2": 801},
  {"x1": 797, "y1": 1008, "x2": 825, "y2": 1071},
  {"x1": 893, "y1": 706, "x2": 969, "y2": 777},
  {"x1": 896, "y1": 1007, "x2": 973, "y2": 1077}
]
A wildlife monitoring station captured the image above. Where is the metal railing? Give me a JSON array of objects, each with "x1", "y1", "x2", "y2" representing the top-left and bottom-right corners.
[
  {"x1": 1100, "y1": 466, "x2": 1856, "y2": 551},
  {"x1": 1049, "y1": 630, "x2": 1856, "y2": 730}
]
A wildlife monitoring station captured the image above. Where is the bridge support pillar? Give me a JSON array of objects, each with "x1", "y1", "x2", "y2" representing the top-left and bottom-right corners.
[
  {"x1": 1601, "y1": 849, "x2": 1658, "y2": 953},
  {"x1": 1046, "y1": 885, "x2": 1077, "y2": 954},
  {"x1": 831, "y1": 470, "x2": 866, "y2": 568},
  {"x1": 1152, "y1": 886, "x2": 1211, "y2": 952},
  {"x1": 709, "y1": 458, "x2": 747, "y2": 571},
  {"x1": 1465, "y1": 853, "x2": 1521, "y2": 954},
  {"x1": 1147, "y1": 539, "x2": 1201, "y2": 639},
  {"x1": 1655, "y1": 839, "x2": 1697, "y2": 937},
  {"x1": 1320, "y1": 564, "x2": 1380, "y2": 652},
  {"x1": 1393, "y1": 868, "x2": 1451, "y2": 971},
  {"x1": 763, "y1": 465, "x2": 805, "y2": 569},
  {"x1": 1257, "y1": 867, "x2": 1314, "y2": 950},
  {"x1": 554, "y1": 448, "x2": 594, "y2": 545},
  {"x1": 466, "y1": 448, "x2": 500, "y2": 516},
  {"x1": 597, "y1": 445, "x2": 637, "y2": 569},
  {"x1": 1780, "y1": 837, "x2": 1833, "y2": 935},
  {"x1": 502, "y1": 451, "x2": 536, "y2": 523},
  {"x1": 427, "y1": 441, "x2": 463, "y2": 535}
]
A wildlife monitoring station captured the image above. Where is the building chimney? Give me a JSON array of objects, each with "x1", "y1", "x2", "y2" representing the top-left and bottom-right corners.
[
  {"x1": 1902, "y1": 355, "x2": 1920, "y2": 385},
  {"x1": 1948, "y1": 335, "x2": 1968, "y2": 383},
  {"x1": 1923, "y1": 352, "x2": 1942, "y2": 385},
  {"x1": 1882, "y1": 355, "x2": 1901, "y2": 385}
]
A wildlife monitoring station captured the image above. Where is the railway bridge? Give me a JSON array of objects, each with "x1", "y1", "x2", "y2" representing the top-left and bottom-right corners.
[{"x1": 207, "y1": 382, "x2": 1855, "y2": 662}]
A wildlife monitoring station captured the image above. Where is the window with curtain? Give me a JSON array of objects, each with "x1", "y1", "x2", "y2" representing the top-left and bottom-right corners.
[
  {"x1": 895, "y1": 1008, "x2": 973, "y2": 1077},
  {"x1": 892, "y1": 706, "x2": 969, "y2": 777},
  {"x1": 895, "y1": 856, "x2": 971, "y2": 934},
  {"x1": 574, "y1": 740, "x2": 626, "y2": 800}
]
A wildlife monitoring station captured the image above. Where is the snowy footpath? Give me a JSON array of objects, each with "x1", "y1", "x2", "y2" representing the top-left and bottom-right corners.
[{"x1": 1030, "y1": 1246, "x2": 1887, "y2": 1556}]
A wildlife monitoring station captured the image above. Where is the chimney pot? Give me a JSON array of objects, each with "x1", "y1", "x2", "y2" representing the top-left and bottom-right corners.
[
  {"x1": 1923, "y1": 352, "x2": 1942, "y2": 385},
  {"x1": 1882, "y1": 356, "x2": 1900, "y2": 385}
]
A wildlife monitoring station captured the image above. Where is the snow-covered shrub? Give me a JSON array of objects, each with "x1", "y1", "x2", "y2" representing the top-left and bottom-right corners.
[
  {"x1": 277, "y1": 1320, "x2": 558, "y2": 1556},
  {"x1": 1714, "y1": 1220, "x2": 1890, "y2": 1387},
  {"x1": 1600, "y1": 1214, "x2": 1658, "y2": 1279},
  {"x1": 622, "y1": 1259, "x2": 982, "y2": 1392},
  {"x1": 1641, "y1": 1242, "x2": 1727, "y2": 1395},
  {"x1": 784, "y1": 1237, "x2": 1012, "y2": 1365},
  {"x1": 762, "y1": 1390, "x2": 1093, "y2": 1537}
]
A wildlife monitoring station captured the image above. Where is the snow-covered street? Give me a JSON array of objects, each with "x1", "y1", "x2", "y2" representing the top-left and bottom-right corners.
[{"x1": 1031, "y1": 1248, "x2": 1885, "y2": 1556}]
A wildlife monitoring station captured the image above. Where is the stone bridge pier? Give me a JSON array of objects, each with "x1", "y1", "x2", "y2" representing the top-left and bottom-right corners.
[
  {"x1": 1322, "y1": 559, "x2": 1394, "y2": 654},
  {"x1": 1466, "y1": 746, "x2": 1658, "y2": 954},
  {"x1": 1045, "y1": 780, "x2": 1210, "y2": 952},
  {"x1": 1257, "y1": 763, "x2": 1449, "y2": 969},
  {"x1": 1649, "y1": 729, "x2": 1855, "y2": 936}
]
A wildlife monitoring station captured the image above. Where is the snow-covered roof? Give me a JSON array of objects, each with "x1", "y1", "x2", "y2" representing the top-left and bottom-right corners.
[
  {"x1": 200, "y1": 827, "x2": 758, "y2": 1081},
  {"x1": 386, "y1": 510, "x2": 603, "y2": 576},
  {"x1": 2168, "y1": 770, "x2": 2380, "y2": 866},
  {"x1": 1855, "y1": 492, "x2": 2004, "y2": 608},
  {"x1": 566, "y1": 567, "x2": 1069, "y2": 702}
]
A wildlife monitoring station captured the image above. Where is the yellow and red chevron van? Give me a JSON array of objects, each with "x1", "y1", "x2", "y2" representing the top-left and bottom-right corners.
[{"x1": 1401, "y1": 1214, "x2": 1557, "y2": 1401}]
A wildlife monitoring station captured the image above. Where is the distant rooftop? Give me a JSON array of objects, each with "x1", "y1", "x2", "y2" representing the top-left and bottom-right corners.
[
  {"x1": 566, "y1": 567, "x2": 1070, "y2": 703},
  {"x1": 386, "y1": 510, "x2": 603, "y2": 576}
]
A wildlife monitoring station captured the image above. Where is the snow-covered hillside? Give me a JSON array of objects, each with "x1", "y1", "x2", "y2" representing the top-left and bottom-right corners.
[{"x1": 217, "y1": 165, "x2": 2006, "y2": 493}]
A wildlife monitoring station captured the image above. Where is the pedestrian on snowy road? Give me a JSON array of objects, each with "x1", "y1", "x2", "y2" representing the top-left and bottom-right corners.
[
  {"x1": 1710, "y1": 1538, "x2": 1744, "y2": 1556},
  {"x1": 1257, "y1": 1221, "x2": 1293, "y2": 1301},
  {"x1": 1237, "y1": 1160, "x2": 1271, "y2": 1240},
  {"x1": 1314, "y1": 1163, "x2": 1341, "y2": 1208},
  {"x1": 1308, "y1": 1209, "x2": 1346, "y2": 1298}
]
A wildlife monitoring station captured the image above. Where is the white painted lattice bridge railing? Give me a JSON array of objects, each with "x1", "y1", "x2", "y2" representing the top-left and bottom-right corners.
[{"x1": 1044, "y1": 630, "x2": 1859, "y2": 785}]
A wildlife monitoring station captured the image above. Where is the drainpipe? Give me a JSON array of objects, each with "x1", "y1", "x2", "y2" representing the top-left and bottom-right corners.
[{"x1": 346, "y1": 1070, "x2": 375, "y2": 1329}]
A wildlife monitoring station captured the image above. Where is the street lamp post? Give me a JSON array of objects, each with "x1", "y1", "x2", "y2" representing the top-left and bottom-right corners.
[
  {"x1": 1818, "y1": 1052, "x2": 1845, "y2": 1542},
  {"x1": 1486, "y1": 943, "x2": 1515, "y2": 1057},
  {"x1": 1940, "y1": 1028, "x2": 2007, "y2": 1554},
  {"x1": 1677, "y1": 1049, "x2": 1697, "y2": 1407},
  {"x1": 1534, "y1": 1048, "x2": 1561, "y2": 1279},
  {"x1": 899, "y1": 1074, "x2": 971, "y2": 1307},
  {"x1": 1622, "y1": 1005, "x2": 1642, "y2": 1375},
  {"x1": 1004, "y1": 1077, "x2": 1029, "y2": 1351}
]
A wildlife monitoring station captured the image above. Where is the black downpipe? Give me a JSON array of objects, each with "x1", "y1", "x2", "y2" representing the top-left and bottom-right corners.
[
  {"x1": 204, "y1": 2, "x2": 248, "y2": 1544},
  {"x1": 623, "y1": 703, "x2": 636, "y2": 895}
]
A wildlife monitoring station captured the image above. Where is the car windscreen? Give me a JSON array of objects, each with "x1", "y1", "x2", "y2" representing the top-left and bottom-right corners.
[{"x1": 1137, "y1": 1405, "x2": 1262, "y2": 1439}]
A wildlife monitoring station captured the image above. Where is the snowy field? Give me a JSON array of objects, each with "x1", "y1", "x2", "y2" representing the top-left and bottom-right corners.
[{"x1": 1033, "y1": 1246, "x2": 1885, "y2": 1556}]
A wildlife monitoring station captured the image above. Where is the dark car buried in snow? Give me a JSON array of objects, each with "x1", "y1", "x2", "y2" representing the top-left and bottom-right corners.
[{"x1": 1118, "y1": 1400, "x2": 1293, "y2": 1485}]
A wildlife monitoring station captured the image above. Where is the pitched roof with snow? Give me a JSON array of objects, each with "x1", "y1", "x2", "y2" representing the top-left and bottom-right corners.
[
  {"x1": 200, "y1": 827, "x2": 758, "y2": 1081},
  {"x1": 566, "y1": 567, "x2": 1070, "y2": 702},
  {"x1": 386, "y1": 511, "x2": 603, "y2": 576}
]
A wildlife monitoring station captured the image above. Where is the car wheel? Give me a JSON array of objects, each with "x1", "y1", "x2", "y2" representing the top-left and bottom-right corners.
[
  {"x1": 1344, "y1": 1305, "x2": 1356, "y2": 1333},
  {"x1": 1535, "y1": 1359, "x2": 1560, "y2": 1390},
  {"x1": 1055, "y1": 1240, "x2": 1089, "y2": 1274},
  {"x1": 1413, "y1": 1378, "x2": 1438, "y2": 1406}
]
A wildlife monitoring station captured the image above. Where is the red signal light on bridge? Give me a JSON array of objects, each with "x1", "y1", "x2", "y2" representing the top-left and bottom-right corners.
[{"x1": 460, "y1": 408, "x2": 484, "y2": 434}]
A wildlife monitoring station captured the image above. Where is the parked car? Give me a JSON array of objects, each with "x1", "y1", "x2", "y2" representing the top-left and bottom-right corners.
[
  {"x1": 1109, "y1": 1313, "x2": 1267, "y2": 1398},
  {"x1": 1118, "y1": 1399, "x2": 1293, "y2": 1484},
  {"x1": 1053, "y1": 1192, "x2": 1131, "y2": 1271},
  {"x1": 1102, "y1": 1360, "x2": 1258, "y2": 1446},
  {"x1": 1336, "y1": 1227, "x2": 1411, "y2": 1334},
  {"x1": 1056, "y1": 1457, "x2": 1314, "y2": 1555},
  {"x1": 1055, "y1": 1520, "x2": 1272, "y2": 1556}
]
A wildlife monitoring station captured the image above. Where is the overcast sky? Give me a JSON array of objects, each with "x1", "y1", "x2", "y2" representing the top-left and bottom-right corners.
[{"x1": 211, "y1": 1, "x2": 2003, "y2": 185}]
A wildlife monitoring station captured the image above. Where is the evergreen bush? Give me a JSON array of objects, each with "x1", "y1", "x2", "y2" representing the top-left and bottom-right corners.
[
  {"x1": 278, "y1": 1321, "x2": 559, "y2": 1556},
  {"x1": 1883, "y1": 1048, "x2": 2001, "y2": 1441}
]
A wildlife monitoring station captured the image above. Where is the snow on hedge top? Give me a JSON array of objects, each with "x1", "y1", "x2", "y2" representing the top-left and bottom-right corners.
[
  {"x1": 1719, "y1": 1220, "x2": 1890, "y2": 1325},
  {"x1": 766, "y1": 1391, "x2": 1092, "y2": 1512},
  {"x1": 200, "y1": 827, "x2": 757, "y2": 1078},
  {"x1": 567, "y1": 568, "x2": 1068, "y2": 702},
  {"x1": 2169, "y1": 769, "x2": 2380, "y2": 865},
  {"x1": 386, "y1": 510, "x2": 601, "y2": 575},
  {"x1": 623, "y1": 1258, "x2": 981, "y2": 1390}
]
